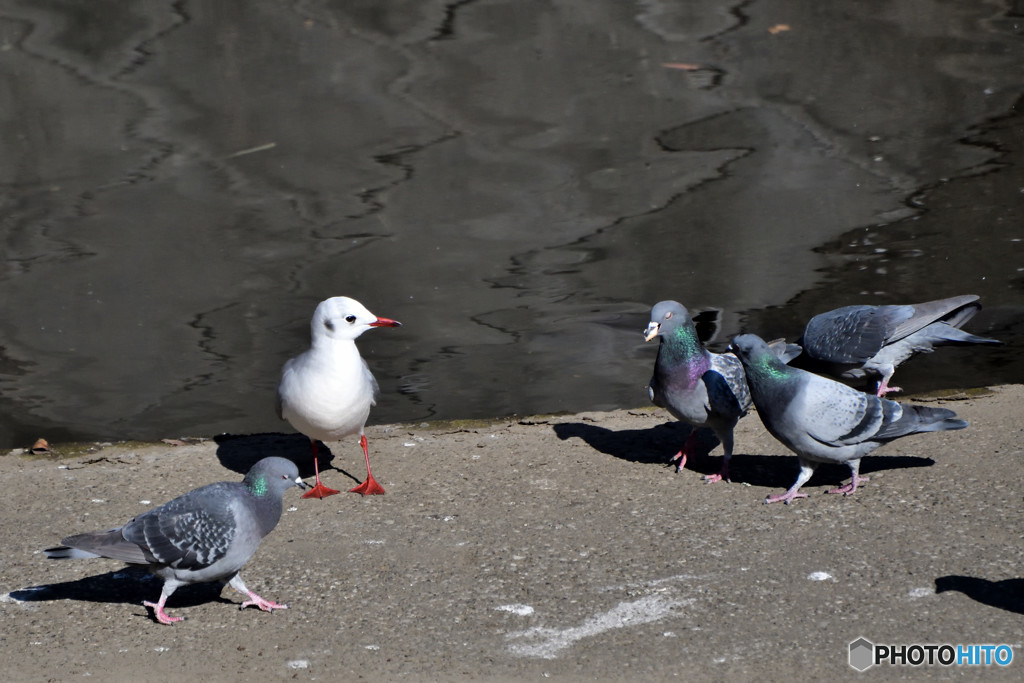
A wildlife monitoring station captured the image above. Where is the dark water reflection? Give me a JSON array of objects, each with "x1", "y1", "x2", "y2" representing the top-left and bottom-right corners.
[{"x1": 1, "y1": 1, "x2": 1021, "y2": 446}]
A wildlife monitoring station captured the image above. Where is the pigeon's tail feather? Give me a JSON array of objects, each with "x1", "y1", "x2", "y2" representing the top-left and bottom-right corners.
[
  {"x1": 911, "y1": 295, "x2": 980, "y2": 325},
  {"x1": 44, "y1": 546, "x2": 102, "y2": 560},
  {"x1": 57, "y1": 529, "x2": 152, "y2": 565},
  {"x1": 933, "y1": 296, "x2": 980, "y2": 329},
  {"x1": 883, "y1": 404, "x2": 968, "y2": 438},
  {"x1": 920, "y1": 321, "x2": 1001, "y2": 346},
  {"x1": 915, "y1": 416, "x2": 969, "y2": 433}
]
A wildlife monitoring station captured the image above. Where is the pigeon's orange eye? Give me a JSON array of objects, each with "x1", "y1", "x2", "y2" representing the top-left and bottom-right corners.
[{"x1": 665, "y1": 312, "x2": 673, "y2": 320}]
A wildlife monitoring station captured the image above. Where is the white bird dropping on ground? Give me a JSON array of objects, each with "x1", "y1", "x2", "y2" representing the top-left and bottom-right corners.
[
  {"x1": 277, "y1": 296, "x2": 401, "y2": 498},
  {"x1": 44, "y1": 457, "x2": 307, "y2": 625},
  {"x1": 644, "y1": 301, "x2": 800, "y2": 483},
  {"x1": 798, "y1": 294, "x2": 1001, "y2": 396},
  {"x1": 730, "y1": 334, "x2": 968, "y2": 505}
]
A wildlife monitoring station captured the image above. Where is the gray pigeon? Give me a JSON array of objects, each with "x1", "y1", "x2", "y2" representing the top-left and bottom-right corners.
[
  {"x1": 644, "y1": 301, "x2": 801, "y2": 482},
  {"x1": 730, "y1": 333, "x2": 968, "y2": 504},
  {"x1": 798, "y1": 294, "x2": 1000, "y2": 396},
  {"x1": 45, "y1": 457, "x2": 308, "y2": 624}
]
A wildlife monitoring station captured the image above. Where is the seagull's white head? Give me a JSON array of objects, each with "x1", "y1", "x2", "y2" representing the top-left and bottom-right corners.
[{"x1": 310, "y1": 296, "x2": 401, "y2": 344}]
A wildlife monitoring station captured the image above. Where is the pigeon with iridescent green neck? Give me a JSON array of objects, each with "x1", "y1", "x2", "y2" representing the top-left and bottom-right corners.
[
  {"x1": 731, "y1": 333, "x2": 968, "y2": 505},
  {"x1": 644, "y1": 301, "x2": 800, "y2": 483},
  {"x1": 45, "y1": 457, "x2": 307, "y2": 624}
]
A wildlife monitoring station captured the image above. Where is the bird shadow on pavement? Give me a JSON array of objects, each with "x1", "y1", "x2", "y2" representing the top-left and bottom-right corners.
[
  {"x1": 935, "y1": 575, "x2": 1024, "y2": 614},
  {"x1": 9, "y1": 567, "x2": 231, "y2": 618},
  {"x1": 212, "y1": 432, "x2": 360, "y2": 486},
  {"x1": 553, "y1": 421, "x2": 934, "y2": 491}
]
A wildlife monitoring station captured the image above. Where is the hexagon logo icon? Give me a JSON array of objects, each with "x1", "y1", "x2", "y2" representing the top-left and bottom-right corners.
[{"x1": 849, "y1": 637, "x2": 874, "y2": 671}]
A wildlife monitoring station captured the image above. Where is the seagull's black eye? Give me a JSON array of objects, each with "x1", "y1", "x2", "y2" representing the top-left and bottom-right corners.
[{"x1": 345, "y1": 315, "x2": 356, "y2": 323}]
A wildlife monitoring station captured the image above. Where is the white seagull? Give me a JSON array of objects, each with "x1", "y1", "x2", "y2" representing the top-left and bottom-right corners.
[{"x1": 277, "y1": 296, "x2": 401, "y2": 498}]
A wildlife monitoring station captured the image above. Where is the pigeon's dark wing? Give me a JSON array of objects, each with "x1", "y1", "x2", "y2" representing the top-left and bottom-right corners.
[
  {"x1": 706, "y1": 353, "x2": 749, "y2": 419},
  {"x1": 884, "y1": 295, "x2": 980, "y2": 342},
  {"x1": 122, "y1": 483, "x2": 239, "y2": 571},
  {"x1": 792, "y1": 373, "x2": 892, "y2": 446},
  {"x1": 802, "y1": 305, "x2": 911, "y2": 363}
]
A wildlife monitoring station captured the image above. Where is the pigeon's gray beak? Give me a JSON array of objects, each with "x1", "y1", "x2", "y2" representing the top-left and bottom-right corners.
[
  {"x1": 295, "y1": 477, "x2": 310, "y2": 490},
  {"x1": 643, "y1": 322, "x2": 660, "y2": 342}
]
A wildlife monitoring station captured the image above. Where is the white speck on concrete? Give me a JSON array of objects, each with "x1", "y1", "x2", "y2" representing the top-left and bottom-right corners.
[
  {"x1": 807, "y1": 571, "x2": 833, "y2": 582},
  {"x1": 907, "y1": 587, "x2": 933, "y2": 599},
  {"x1": 497, "y1": 604, "x2": 535, "y2": 616},
  {"x1": 286, "y1": 660, "x2": 309, "y2": 669}
]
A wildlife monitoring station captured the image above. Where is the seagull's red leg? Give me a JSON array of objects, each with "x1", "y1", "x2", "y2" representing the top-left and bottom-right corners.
[
  {"x1": 302, "y1": 439, "x2": 340, "y2": 499},
  {"x1": 350, "y1": 434, "x2": 385, "y2": 495}
]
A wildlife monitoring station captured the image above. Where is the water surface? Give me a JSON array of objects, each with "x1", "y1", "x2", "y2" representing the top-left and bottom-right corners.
[{"x1": 0, "y1": 1, "x2": 1021, "y2": 445}]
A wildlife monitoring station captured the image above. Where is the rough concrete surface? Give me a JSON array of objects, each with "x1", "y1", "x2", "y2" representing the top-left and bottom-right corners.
[{"x1": 1, "y1": 386, "x2": 1021, "y2": 681}]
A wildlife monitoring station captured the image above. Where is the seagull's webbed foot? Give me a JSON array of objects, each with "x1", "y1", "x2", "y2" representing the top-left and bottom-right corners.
[
  {"x1": 302, "y1": 450, "x2": 340, "y2": 499},
  {"x1": 302, "y1": 482, "x2": 341, "y2": 499},
  {"x1": 350, "y1": 473, "x2": 386, "y2": 496},
  {"x1": 351, "y1": 435, "x2": 386, "y2": 495}
]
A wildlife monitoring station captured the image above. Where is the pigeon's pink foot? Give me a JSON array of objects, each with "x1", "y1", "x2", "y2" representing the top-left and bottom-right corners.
[
  {"x1": 764, "y1": 490, "x2": 809, "y2": 505},
  {"x1": 143, "y1": 598, "x2": 183, "y2": 625},
  {"x1": 703, "y1": 461, "x2": 729, "y2": 484},
  {"x1": 240, "y1": 591, "x2": 288, "y2": 612},
  {"x1": 669, "y1": 450, "x2": 687, "y2": 471},
  {"x1": 302, "y1": 481, "x2": 340, "y2": 499},
  {"x1": 876, "y1": 380, "x2": 902, "y2": 397},
  {"x1": 350, "y1": 473, "x2": 386, "y2": 496},
  {"x1": 828, "y1": 475, "x2": 870, "y2": 496},
  {"x1": 669, "y1": 432, "x2": 700, "y2": 472}
]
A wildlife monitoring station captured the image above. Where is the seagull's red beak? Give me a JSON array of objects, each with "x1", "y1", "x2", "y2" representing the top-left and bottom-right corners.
[{"x1": 370, "y1": 317, "x2": 402, "y2": 328}]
